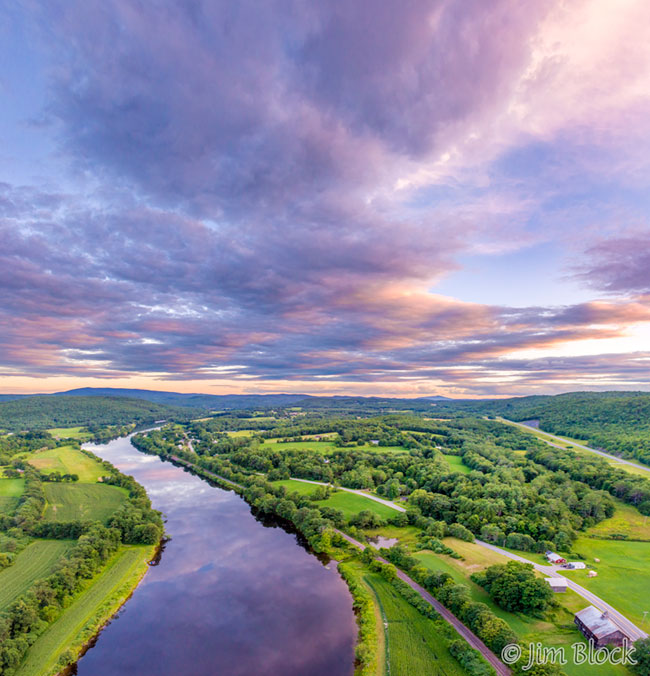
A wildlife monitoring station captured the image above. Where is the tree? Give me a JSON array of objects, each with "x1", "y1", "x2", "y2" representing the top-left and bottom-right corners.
[{"x1": 472, "y1": 561, "x2": 553, "y2": 615}]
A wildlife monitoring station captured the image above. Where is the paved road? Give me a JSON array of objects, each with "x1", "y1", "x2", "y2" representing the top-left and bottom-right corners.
[
  {"x1": 290, "y1": 477, "x2": 407, "y2": 512},
  {"x1": 337, "y1": 530, "x2": 510, "y2": 676},
  {"x1": 476, "y1": 540, "x2": 648, "y2": 642},
  {"x1": 170, "y1": 455, "x2": 646, "y2": 642},
  {"x1": 504, "y1": 419, "x2": 650, "y2": 476}
]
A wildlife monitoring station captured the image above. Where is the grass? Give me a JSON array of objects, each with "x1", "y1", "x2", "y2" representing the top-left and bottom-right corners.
[
  {"x1": 44, "y1": 483, "x2": 127, "y2": 523},
  {"x1": 16, "y1": 545, "x2": 153, "y2": 676},
  {"x1": 0, "y1": 477, "x2": 25, "y2": 512},
  {"x1": 29, "y1": 446, "x2": 106, "y2": 483},
  {"x1": 263, "y1": 439, "x2": 409, "y2": 455},
  {"x1": 272, "y1": 478, "x2": 401, "y2": 520},
  {"x1": 414, "y1": 544, "x2": 630, "y2": 676},
  {"x1": 361, "y1": 565, "x2": 466, "y2": 676},
  {"x1": 47, "y1": 426, "x2": 92, "y2": 441},
  {"x1": 567, "y1": 537, "x2": 650, "y2": 628},
  {"x1": 588, "y1": 500, "x2": 650, "y2": 541},
  {"x1": 441, "y1": 454, "x2": 471, "y2": 474},
  {"x1": 0, "y1": 540, "x2": 74, "y2": 611}
]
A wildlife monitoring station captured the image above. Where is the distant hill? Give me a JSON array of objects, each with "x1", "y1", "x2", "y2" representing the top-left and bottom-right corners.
[
  {"x1": 0, "y1": 395, "x2": 201, "y2": 432},
  {"x1": 55, "y1": 388, "x2": 311, "y2": 410}
]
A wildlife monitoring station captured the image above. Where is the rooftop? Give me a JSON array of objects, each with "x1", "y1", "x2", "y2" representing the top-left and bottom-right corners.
[{"x1": 575, "y1": 606, "x2": 626, "y2": 639}]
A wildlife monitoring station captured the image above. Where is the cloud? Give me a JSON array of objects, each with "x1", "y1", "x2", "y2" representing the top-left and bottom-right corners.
[{"x1": 1, "y1": 1, "x2": 650, "y2": 395}]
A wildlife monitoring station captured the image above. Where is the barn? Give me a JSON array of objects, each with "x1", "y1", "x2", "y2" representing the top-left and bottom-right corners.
[
  {"x1": 545, "y1": 577, "x2": 568, "y2": 593},
  {"x1": 574, "y1": 606, "x2": 631, "y2": 648},
  {"x1": 545, "y1": 551, "x2": 567, "y2": 565}
]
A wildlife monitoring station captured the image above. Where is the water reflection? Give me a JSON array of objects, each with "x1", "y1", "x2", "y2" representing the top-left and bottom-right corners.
[{"x1": 72, "y1": 435, "x2": 355, "y2": 676}]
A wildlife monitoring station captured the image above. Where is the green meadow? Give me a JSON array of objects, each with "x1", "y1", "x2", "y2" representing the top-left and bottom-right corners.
[
  {"x1": 47, "y1": 426, "x2": 93, "y2": 441},
  {"x1": 29, "y1": 445, "x2": 106, "y2": 482},
  {"x1": 15, "y1": 545, "x2": 153, "y2": 676},
  {"x1": 0, "y1": 540, "x2": 74, "y2": 612},
  {"x1": 567, "y1": 537, "x2": 650, "y2": 628},
  {"x1": 0, "y1": 477, "x2": 25, "y2": 511},
  {"x1": 360, "y1": 563, "x2": 466, "y2": 676},
  {"x1": 442, "y1": 454, "x2": 471, "y2": 474},
  {"x1": 272, "y1": 478, "x2": 399, "y2": 520},
  {"x1": 44, "y1": 483, "x2": 127, "y2": 523},
  {"x1": 414, "y1": 540, "x2": 629, "y2": 676}
]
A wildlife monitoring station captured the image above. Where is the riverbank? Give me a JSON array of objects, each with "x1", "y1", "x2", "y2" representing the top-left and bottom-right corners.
[{"x1": 17, "y1": 543, "x2": 156, "y2": 676}]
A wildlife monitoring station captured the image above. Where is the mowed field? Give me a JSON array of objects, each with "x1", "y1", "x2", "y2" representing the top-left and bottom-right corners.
[
  {"x1": 361, "y1": 564, "x2": 466, "y2": 676},
  {"x1": 414, "y1": 540, "x2": 629, "y2": 676},
  {"x1": 15, "y1": 545, "x2": 152, "y2": 676},
  {"x1": 44, "y1": 483, "x2": 127, "y2": 523},
  {"x1": 272, "y1": 479, "x2": 399, "y2": 520},
  {"x1": 29, "y1": 446, "x2": 105, "y2": 482},
  {"x1": 566, "y1": 537, "x2": 650, "y2": 628},
  {"x1": 442, "y1": 454, "x2": 471, "y2": 474},
  {"x1": 263, "y1": 438, "x2": 409, "y2": 455},
  {"x1": 0, "y1": 540, "x2": 74, "y2": 611},
  {"x1": 0, "y1": 477, "x2": 25, "y2": 512},
  {"x1": 47, "y1": 426, "x2": 93, "y2": 441},
  {"x1": 588, "y1": 500, "x2": 650, "y2": 541}
]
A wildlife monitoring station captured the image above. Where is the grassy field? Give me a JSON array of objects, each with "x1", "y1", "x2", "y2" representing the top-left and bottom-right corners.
[
  {"x1": 414, "y1": 543, "x2": 630, "y2": 676},
  {"x1": 29, "y1": 446, "x2": 106, "y2": 482},
  {"x1": 0, "y1": 477, "x2": 25, "y2": 512},
  {"x1": 0, "y1": 540, "x2": 73, "y2": 611},
  {"x1": 442, "y1": 454, "x2": 471, "y2": 474},
  {"x1": 264, "y1": 439, "x2": 409, "y2": 455},
  {"x1": 47, "y1": 426, "x2": 93, "y2": 441},
  {"x1": 588, "y1": 500, "x2": 650, "y2": 541},
  {"x1": 567, "y1": 537, "x2": 650, "y2": 628},
  {"x1": 44, "y1": 483, "x2": 127, "y2": 523},
  {"x1": 361, "y1": 565, "x2": 466, "y2": 676},
  {"x1": 15, "y1": 545, "x2": 153, "y2": 676},
  {"x1": 272, "y1": 478, "x2": 401, "y2": 520}
]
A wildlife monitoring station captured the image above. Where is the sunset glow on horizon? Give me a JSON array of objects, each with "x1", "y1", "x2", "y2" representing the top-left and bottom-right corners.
[{"x1": 2, "y1": 0, "x2": 650, "y2": 397}]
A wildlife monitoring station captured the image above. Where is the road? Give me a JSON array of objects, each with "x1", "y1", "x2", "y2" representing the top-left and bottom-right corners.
[
  {"x1": 476, "y1": 540, "x2": 648, "y2": 642},
  {"x1": 290, "y1": 477, "x2": 407, "y2": 512},
  {"x1": 504, "y1": 419, "x2": 650, "y2": 476},
  {"x1": 171, "y1": 457, "x2": 646, "y2": 642},
  {"x1": 336, "y1": 530, "x2": 511, "y2": 676}
]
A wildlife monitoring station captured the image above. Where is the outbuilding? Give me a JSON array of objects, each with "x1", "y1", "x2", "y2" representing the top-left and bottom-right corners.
[
  {"x1": 574, "y1": 606, "x2": 630, "y2": 648},
  {"x1": 545, "y1": 577, "x2": 568, "y2": 593},
  {"x1": 566, "y1": 562, "x2": 586, "y2": 570},
  {"x1": 545, "y1": 551, "x2": 567, "y2": 565}
]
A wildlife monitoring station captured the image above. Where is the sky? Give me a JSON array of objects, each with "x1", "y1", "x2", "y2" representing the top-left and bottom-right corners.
[{"x1": 1, "y1": 0, "x2": 650, "y2": 398}]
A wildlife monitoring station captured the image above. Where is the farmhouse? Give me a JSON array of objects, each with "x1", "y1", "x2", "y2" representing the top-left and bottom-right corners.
[
  {"x1": 545, "y1": 577, "x2": 567, "y2": 593},
  {"x1": 545, "y1": 551, "x2": 566, "y2": 564},
  {"x1": 566, "y1": 562, "x2": 586, "y2": 570},
  {"x1": 574, "y1": 606, "x2": 630, "y2": 648}
]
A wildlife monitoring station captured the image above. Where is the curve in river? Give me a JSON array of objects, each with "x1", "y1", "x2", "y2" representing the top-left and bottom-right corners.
[{"x1": 73, "y1": 434, "x2": 356, "y2": 676}]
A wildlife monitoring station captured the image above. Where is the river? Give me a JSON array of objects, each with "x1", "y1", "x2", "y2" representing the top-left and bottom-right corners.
[{"x1": 74, "y1": 434, "x2": 356, "y2": 675}]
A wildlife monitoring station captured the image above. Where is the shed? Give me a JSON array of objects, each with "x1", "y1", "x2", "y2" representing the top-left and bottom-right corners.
[
  {"x1": 545, "y1": 577, "x2": 567, "y2": 593},
  {"x1": 567, "y1": 562, "x2": 586, "y2": 570},
  {"x1": 545, "y1": 551, "x2": 567, "y2": 565},
  {"x1": 574, "y1": 606, "x2": 630, "y2": 648}
]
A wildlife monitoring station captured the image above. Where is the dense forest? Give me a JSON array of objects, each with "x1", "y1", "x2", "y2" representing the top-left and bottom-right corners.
[
  {"x1": 0, "y1": 395, "x2": 201, "y2": 432},
  {"x1": 133, "y1": 414, "x2": 649, "y2": 551},
  {"x1": 437, "y1": 391, "x2": 650, "y2": 466}
]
